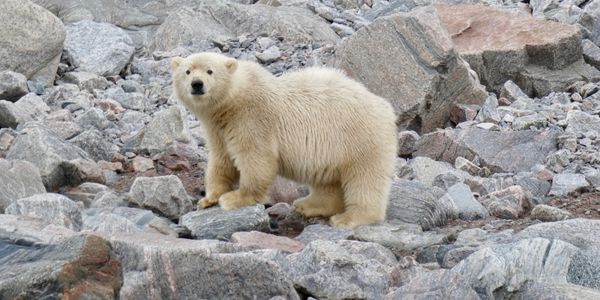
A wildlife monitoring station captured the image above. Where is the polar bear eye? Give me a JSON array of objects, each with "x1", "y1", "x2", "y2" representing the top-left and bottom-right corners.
[
  {"x1": 207, "y1": 69, "x2": 213, "y2": 75},
  {"x1": 185, "y1": 70, "x2": 190, "y2": 75}
]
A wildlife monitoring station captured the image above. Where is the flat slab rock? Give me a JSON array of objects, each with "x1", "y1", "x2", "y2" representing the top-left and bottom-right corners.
[{"x1": 179, "y1": 205, "x2": 271, "y2": 240}]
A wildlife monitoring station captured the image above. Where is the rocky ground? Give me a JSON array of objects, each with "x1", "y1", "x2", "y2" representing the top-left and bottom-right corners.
[{"x1": 1, "y1": 0, "x2": 600, "y2": 299}]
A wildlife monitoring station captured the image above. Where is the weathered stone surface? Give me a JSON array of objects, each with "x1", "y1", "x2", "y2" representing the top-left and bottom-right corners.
[
  {"x1": 387, "y1": 179, "x2": 454, "y2": 230},
  {"x1": 567, "y1": 249, "x2": 600, "y2": 290},
  {"x1": 231, "y1": 231, "x2": 304, "y2": 253},
  {"x1": 530, "y1": 204, "x2": 572, "y2": 222},
  {"x1": 0, "y1": 235, "x2": 122, "y2": 300},
  {"x1": 436, "y1": 4, "x2": 600, "y2": 97},
  {"x1": 0, "y1": 0, "x2": 65, "y2": 85},
  {"x1": 519, "y1": 282, "x2": 600, "y2": 300},
  {"x1": 516, "y1": 218, "x2": 600, "y2": 250},
  {"x1": 402, "y1": 156, "x2": 471, "y2": 187},
  {"x1": 0, "y1": 71, "x2": 28, "y2": 102},
  {"x1": 398, "y1": 130, "x2": 420, "y2": 157},
  {"x1": 268, "y1": 176, "x2": 309, "y2": 205},
  {"x1": 566, "y1": 109, "x2": 600, "y2": 136},
  {"x1": 83, "y1": 207, "x2": 176, "y2": 236},
  {"x1": 283, "y1": 240, "x2": 396, "y2": 300},
  {"x1": 180, "y1": 205, "x2": 270, "y2": 240},
  {"x1": 63, "y1": 182, "x2": 110, "y2": 208},
  {"x1": 439, "y1": 183, "x2": 488, "y2": 220},
  {"x1": 453, "y1": 238, "x2": 579, "y2": 299},
  {"x1": 64, "y1": 20, "x2": 135, "y2": 76},
  {"x1": 0, "y1": 214, "x2": 76, "y2": 244},
  {"x1": 386, "y1": 269, "x2": 479, "y2": 300},
  {"x1": 107, "y1": 233, "x2": 299, "y2": 299},
  {"x1": 415, "y1": 127, "x2": 559, "y2": 173},
  {"x1": 0, "y1": 93, "x2": 50, "y2": 128},
  {"x1": 5, "y1": 193, "x2": 83, "y2": 231},
  {"x1": 0, "y1": 159, "x2": 45, "y2": 212},
  {"x1": 478, "y1": 185, "x2": 530, "y2": 219},
  {"x1": 294, "y1": 224, "x2": 353, "y2": 245},
  {"x1": 124, "y1": 105, "x2": 192, "y2": 154},
  {"x1": 61, "y1": 71, "x2": 109, "y2": 92},
  {"x1": 549, "y1": 173, "x2": 590, "y2": 196},
  {"x1": 582, "y1": 39, "x2": 600, "y2": 69},
  {"x1": 128, "y1": 175, "x2": 193, "y2": 220},
  {"x1": 353, "y1": 223, "x2": 447, "y2": 254},
  {"x1": 6, "y1": 123, "x2": 91, "y2": 190},
  {"x1": 69, "y1": 129, "x2": 117, "y2": 161},
  {"x1": 334, "y1": 6, "x2": 487, "y2": 133}
]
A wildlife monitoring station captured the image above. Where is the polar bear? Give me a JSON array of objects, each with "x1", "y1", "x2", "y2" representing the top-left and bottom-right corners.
[{"x1": 171, "y1": 52, "x2": 397, "y2": 228}]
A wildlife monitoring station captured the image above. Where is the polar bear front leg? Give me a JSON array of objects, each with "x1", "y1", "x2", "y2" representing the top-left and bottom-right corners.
[
  {"x1": 218, "y1": 150, "x2": 278, "y2": 210},
  {"x1": 198, "y1": 151, "x2": 238, "y2": 209}
]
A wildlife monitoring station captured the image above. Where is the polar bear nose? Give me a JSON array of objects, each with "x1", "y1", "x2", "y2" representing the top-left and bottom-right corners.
[{"x1": 191, "y1": 80, "x2": 204, "y2": 95}]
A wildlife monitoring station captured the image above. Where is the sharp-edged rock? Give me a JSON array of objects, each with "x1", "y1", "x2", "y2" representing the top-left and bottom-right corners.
[
  {"x1": 128, "y1": 175, "x2": 193, "y2": 220},
  {"x1": 180, "y1": 204, "x2": 271, "y2": 240},
  {"x1": 5, "y1": 193, "x2": 83, "y2": 231},
  {"x1": 0, "y1": 159, "x2": 45, "y2": 212}
]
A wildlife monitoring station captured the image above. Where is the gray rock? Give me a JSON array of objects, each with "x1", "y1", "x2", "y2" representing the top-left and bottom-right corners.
[
  {"x1": 124, "y1": 105, "x2": 192, "y2": 154},
  {"x1": 386, "y1": 269, "x2": 479, "y2": 299},
  {"x1": 478, "y1": 185, "x2": 530, "y2": 219},
  {"x1": 353, "y1": 223, "x2": 447, "y2": 253},
  {"x1": 476, "y1": 94, "x2": 501, "y2": 123},
  {"x1": 582, "y1": 39, "x2": 600, "y2": 69},
  {"x1": 0, "y1": 71, "x2": 28, "y2": 101},
  {"x1": 519, "y1": 60, "x2": 600, "y2": 97},
  {"x1": 83, "y1": 206, "x2": 176, "y2": 236},
  {"x1": 397, "y1": 130, "x2": 420, "y2": 157},
  {"x1": 566, "y1": 110, "x2": 600, "y2": 136},
  {"x1": 415, "y1": 127, "x2": 559, "y2": 173},
  {"x1": 440, "y1": 183, "x2": 488, "y2": 221},
  {"x1": 519, "y1": 282, "x2": 600, "y2": 300},
  {"x1": 334, "y1": 6, "x2": 487, "y2": 133},
  {"x1": 283, "y1": 239, "x2": 396, "y2": 299},
  {"x1": 453, "y1": 238, "x2": 579, "y2": 299},
  {"x1": 180, "y1": 204, "x2": 270, "y2": 240},
  {"x1": 106, "y1": 233, "x2": 299, "y2": 299},
  {"x1": 579, "y1": 0, "x2": 600, "y2": 46},
  {"x1": 549, "y1": 173, "x2": 590, "y2": 196},
  {"x1": 256, "y1": 46, "x2": 283, "y2": 64},
  {"x1": 294, "y1": 224, "x2": 352, "y2": 245},
  {"x1": 567, "y1": 249, "x2": 600, "y2": 290},
  {"x1": 128, "y1": 175, "x2": 193, "y2": 220},
  {"x1": 64, "y1": 20, "x2": 135, "y2": 76},
  {"x1": 500, "y1": 80, "x2": 529, "y2": 102},
  {"x1": 516, "y1": 218, "x2": 600, "y2": 250},
  {"x1": 75, "y1": 108, "x2": 111, "y2": 130},
  {"x1": 0, "y1": 235, "x2": 122, "y2": 300},
  {"x1": 404, "y1": 156, "x2": 471, "y2": 187},
  {"x1": 102, "y1": 87, "x2": 147, "y2": 111},
  {"x1": 63, "y1": 182, "x2": 110, "y2": 207},
  {"x1": 91, "y1": 191, "x2": 127, "y2": 208},
  {"x1": 514, "y1": 172, "x2": 552, "y2": 201},
  {"x1": 5, "y1": 193, "x2": 83, "y2": 231},
  {"x1": 61, "y1": 71, "x2": 109, "y2": 92},
  {"x1": 0, "y1": 159, "x2": 45, "y2": 212},
  {"x1": 69, "y1": 129, "x2": 117, "y2": 161},
  {"x1": 387, "y1": 179, "x2": 454, "y2": 230},
  {"x1": 531, "y1": 204, "x2": 572, "y2": 222},
  {"x1": 0, "y1": 0, "x2": 65, "y2": 86},
  {"x1": 0, "y1": 93, "x2": 50, "y2": 128},
  {"x1": 0, "y1": 214, "x2": 76, "y2": 244},
  {"x1": 6, "y1": 123, "x2": 92, "y2": 190}
]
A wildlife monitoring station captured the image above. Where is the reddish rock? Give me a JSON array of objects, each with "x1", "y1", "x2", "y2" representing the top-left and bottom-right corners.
[
  {"x1": 131, "y1": 156, "x2": 154, "y2": 172},
  {"x1": 98, "y1": 160, "x2": 124, "y2": 173},
  {"x1": 450, "y1": 104, "x2": 479, "y2": 124},
  {"x1": 266, "y1": 202, "x2": 292, "y2": 220},
  {"x1": 268, "y1": 176, "x2": 308, "y2": 205},
  {"x1": 231, "y1": 231, "x2": 304, "y2": 253},
  {"x1": 478, "y1": 185, "x2": 531, "y2": 219}
]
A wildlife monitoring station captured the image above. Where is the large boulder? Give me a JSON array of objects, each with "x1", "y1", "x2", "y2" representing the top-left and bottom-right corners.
[
  {"x1": 435, "y1": 3, "x2": 600, "y2": 97},
  {"x1": 0, "y1": 159, "x2": 46, "y2": 212},
  {"x1": 5, "y1": 193, "x2": 83, "y2": 231},
  {"x1": 128, "y1": 175, "x2": 193, "y2": 220},
  {"x1": 334, "y1": 6, "x2": 488, "y2": 133},
  {"x1": 0, "y1": 0, "x2": 65, "y2": 86}
]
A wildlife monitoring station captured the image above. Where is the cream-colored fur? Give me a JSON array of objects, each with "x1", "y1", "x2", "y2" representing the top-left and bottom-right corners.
[{"x1": 171, "y1": 52, "x2": 397, "y2": 228}]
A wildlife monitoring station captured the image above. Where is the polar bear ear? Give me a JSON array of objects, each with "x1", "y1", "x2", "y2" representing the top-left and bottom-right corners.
[
  {"x1": 225, "y1": 58, "x2": 238, "y2": 74},
  {"x1": 171, "y1": 57, "x2": 184, "y2": 71}
]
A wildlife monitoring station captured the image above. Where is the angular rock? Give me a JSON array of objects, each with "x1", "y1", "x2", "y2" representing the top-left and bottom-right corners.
[
  {"x1": 353, "y1": 223, "x2": 447, "y2": 254},
  {"x1": 0, "y1": 214, "x2": 76, "y2": 244},
  {"x1": 549, "y1": 173, "x2": 590, "y2": 196},
  {"x1": 387, "y1": 179, "x2": 454, "y2": 230},
  {"x1": 453, "y1": 238, "x2": 579, "y2": 299},
  {"x1": 283, "y1": 240, "x2": 396, "y2": 300},
  {"x1": 0, "y1": 93, "x2": 50, "y2": 128},
  {"x1": 0, "y1": 159, "x2": 45, "y2": 212},
  {"x1": 582, "y1": 39, "x2": 600, "y2": 69},
  {"x1": 128, "y1": 175, "x2": 192, "y2": 220},
  {"x1": 131, "y1": 156, "x2": 154, "y2": 173},
  {"x1": 566, "y1": 110, "x2": 600, "y2": 136},
  {"x1": 268, "y1": 176, "x2": 309, "y2": 205},
  {"x1": 69, "y1": 129, "x2": 117, "y2": 162},
  {"x1": 440, "y1": 183, "x2": 488, "y2": 221},
  {"x1": 386, "y1": 269, "x2": 479, "y2": 299},
  {"x1": 334, "y1": 6, "x2": 487, "y2": 133},
  {"x1": 63, "y1": 182, "x2": 110, "y2": 207},
  {"x1": 257, "y1": 46, "x2": 282, "y2": 64},
  {"x1": 0, "y1": 0, "x2": 65, "y2": 85},
  {"x1": 294, "y1": 224, "x2": 353, "y2": 245},
  {"x1": 91, "y1": 191, "x2": 127, "y2": 208},
  {"x1": 83, "y1": 207, "x2": 176, "y2": 236},
  {"x1": 403, "y1": 156, "x2": 471, "y2": 187},
  {"x1": 436, "y1": 4, "x2": 600, "y2": 97},
  {"x1": 124, "y1": 105, "x2": 192, "y2": 154},
  {"x1": 519, "y1": 282, "x2": 600, "y2": 300},
  {"x1": 516, "y1": 218, "x2": 600, "y2": 250},
  {"x1": 61, "y1": 71, "x2": 109, "y2": 92},
  {"x1": 568, "y1": 249, "x2": 600, "y2": 290},
  {"x1": 107, "y1": 233, "x2": 298, "y2": 299},
  {"x1": 398, "y1": 130, "x2": 420, "y2": 157},
  {"x1": 478, "y1": 185, "x2": 530, "y2": 219},
  {"x1": 75, "y1": 108, "x2": 111, "y2": 130},
  {"x1": 476, "y1": 94, "x2": 501, "y2": 123},
  {"x1": 180, "y1": 205, "x2": 270, "y2": 240},
  {"x1": 64, "y1": 20, "x2": 135, "y2": 76},
  {"x1": 6, "y1": 123, "x2": 91, "y2": 190},
  {"x1": 231, "y1": 231, "x2": 304, "y2": 253},
  {"x1": 415, "y1": 127, "x2": 559, "y2": 173},
  {"x1": 530, "y1": 204, "x2": 572, "y2": 222},
  {"x1": 0, "y1": 71, "x2": 28, "y2": 101},
  {"x1": 5, "y1": 193, "x2": 83, "y2": 231},
  {"x1": 0, "y1": 235, "x2": 122, "y2": 300}
]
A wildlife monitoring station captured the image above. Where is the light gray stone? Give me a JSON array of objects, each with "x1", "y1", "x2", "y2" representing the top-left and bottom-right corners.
[
  {"x1": 531, "y1": 204, "x2": 572, "y2": 222},
  {"x1": 386, "y1": 269, "x2": 479, "y2": 299},
  {"x1": 294, "y1": 224, "x2": 352, "y2": 245},
  {"x1": 566, "y1": 110, "x2": 600, "y2": 136},
  {"x1": 82, "y1": 206, "x2": 176, "y2": 236},
  {"x1": 64, "y1": 20, "x2": 135, "y2": 76},
  {"x1": 441, "y1": 183, "x2": 488, "y2": 221},
  {"x1": 128, "y1": 175, "x2": 192, "y2": 220},
  {"x1": 0, "y1": 0, "x2": 65, "y2": 86},
  {"x1": 519, "y1": 282, "x2": 600, "y2": 300},
  {"x1": 582, "y1": 39, "x2": 600, "y2": 69},
  {"x1": 478, "y1": 185, "x2": 530, "y2": 219},
  {"x1": 61, "y1": 71, "x2": 109, "y2": 92},
  {"x1": 0, "y1": 159, "x2": 46, "y2": 212},
  {"x1": 516, "y1": 218, "x2": 600, "y2": 250},
  {"x1": 5, "y1": 193, "x2": 83, "y2": 231},
  {"x1": 0, "y1": 71, "x2": 28, "y2": 101},
  {"x1": 567, "y1": 249, "x2": 600, "y2": 290},
  {"x1": 549, "y1": 173, "x2": 590, "y2": 196},
  {"x1": 500, "y1": 80, "x2": 529, "y2": 102},
  {"x1": 0, "y1": 93, "x2": 50, "y2": 128},
  {"x1": 180, "y1": 205, "x2": 270, "y2": 240},
  {"x1": 69, "y1": 129, "x2": 117, "y2": 162},
  {"x1": 353, "y1": 223, "x2": 447, "y2": 253}
]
